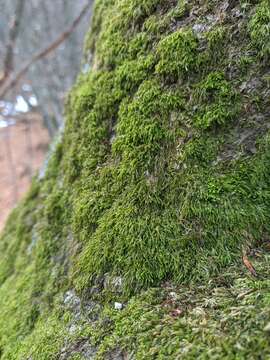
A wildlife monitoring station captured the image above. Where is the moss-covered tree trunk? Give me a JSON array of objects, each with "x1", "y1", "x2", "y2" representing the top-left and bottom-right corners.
[{"x1": 0, "y1": 1, "x2": 270, "y2": 358}]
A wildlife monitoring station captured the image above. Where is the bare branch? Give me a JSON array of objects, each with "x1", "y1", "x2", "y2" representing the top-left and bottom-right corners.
[
  {"x1": 0, "y1": 0, "x2": 26, "y2": 87},
  {"x1": 0, "y1": 2, "x2": 92, "y2": 99}
]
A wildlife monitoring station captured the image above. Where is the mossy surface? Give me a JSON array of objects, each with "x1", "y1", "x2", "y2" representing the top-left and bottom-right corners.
[
  {"x1": 0, "y1": 0, "x2": 270, "y2": 358},
  {"x1": 248, "y1": 0, "x2": 270, "y2": 57},
  {"x1": 89, "y1": 252, "x2": 270, "y2": 360}
]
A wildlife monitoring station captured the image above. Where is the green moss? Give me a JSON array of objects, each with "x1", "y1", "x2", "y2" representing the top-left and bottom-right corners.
[
  {"x1": 0, "y1": 179, "x2": 40, "y2": 285},
  {"x1": 194, "y1": 71, "x2": 240, "y2": 129},
  {"x1": 183, "y1": 136, "x2": 220, "y2": 165},
  {"x1": 156, "y1": 29, "x2": 199, "y2": 79},
  {"x1": 206, "y1": 26, "x2": 227, "y2": 50},
  {"x1": 205, "y1": 26, "x2": 228, "y2": 65},
  {"x1": 91, "y1": 0, "x2": 164, "y2": 68},
  {"x1": 0, "y1": 0, "x2": 270, "y2": 357},
  {"x1": 112, "y1": 79, "x2": 182, "y2": 167},
  {"x1": 143, "y1": 0, "x2": 189, "y2": 36},
  {"x1": 249, "y1": 0, "x2": 270, "y2": 57},
  {"x1": 83, "y1": 253, "x2": 270, "y2": 360}
]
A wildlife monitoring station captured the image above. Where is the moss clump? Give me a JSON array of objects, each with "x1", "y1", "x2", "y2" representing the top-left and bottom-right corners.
[
  {"x1": 205, "y1": 26, "x2": 228, "y2": 64},
  {"x1": 194, "y1": 71, "x2": 239, "y2": 129},
  {"x1": 249, "y1": 0, "x2": 270, "y2": 57},
  {"x1": 112, "y1": 79, "x2": 181, "y2": 167},
  {"x1": 89, "y1": 0, "x2": 164, "y2": 68},
  {"x1": 156, "y1": 29, "x2": 199, "y2": 78}
]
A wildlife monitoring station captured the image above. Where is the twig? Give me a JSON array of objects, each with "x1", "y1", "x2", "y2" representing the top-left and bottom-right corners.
[
  {"x1": 0, "y1": 2, "x2": 92, "y2": 98},
  {"x1": 0, "y1": 0, "x2": 26, "y2": 87}
]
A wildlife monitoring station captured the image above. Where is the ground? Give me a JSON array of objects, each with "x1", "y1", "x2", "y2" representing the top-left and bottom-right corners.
[{"x1": 0, "y1": 115, "x2": 49, "y2": 230}]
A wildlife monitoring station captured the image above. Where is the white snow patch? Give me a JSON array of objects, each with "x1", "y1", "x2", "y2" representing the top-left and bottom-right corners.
[{"x1": 15, "y1": 95, "x2": 29, "y2": 113}]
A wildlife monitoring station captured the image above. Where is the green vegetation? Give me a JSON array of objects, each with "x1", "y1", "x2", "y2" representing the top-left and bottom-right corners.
[
  {"x1": 249, "y1": 0, "x2": 270, "y2": 57},
  {"x1": 0, "y1": 0, "x2": 270, "y2": 358},
  {"x1": 156, "y1": 29, "x2": 199, "y2": 78},
  {"x1": 91, "y1": 253, "x2": 270, "y2": 359},
  {"x1": 194, "y1": 71, "x2": 239, "y2": 129}
]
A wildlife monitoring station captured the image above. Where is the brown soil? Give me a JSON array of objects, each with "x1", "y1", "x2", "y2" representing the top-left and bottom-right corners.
[{"x1": 0, "y1": 115, "x2": 49, "y2": 230}]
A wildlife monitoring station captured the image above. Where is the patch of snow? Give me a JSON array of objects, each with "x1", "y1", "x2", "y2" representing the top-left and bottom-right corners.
[
  {"x1": 0, "y1": 100, "x2": 16, "y2": 116},
  {"x1": 15, "y1": 95, "x2": 29, "y2": 113},
  {"x1": 29, "y1": 95, "x2": 38, "y2": 107},
  {"x1": 0, "y1": 116, "x2": 16, "y2": 128}
]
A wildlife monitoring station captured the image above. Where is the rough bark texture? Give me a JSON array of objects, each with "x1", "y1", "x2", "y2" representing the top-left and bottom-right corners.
[{"x1": 0, "y1": 0, "x2": 270, "y2": 359}]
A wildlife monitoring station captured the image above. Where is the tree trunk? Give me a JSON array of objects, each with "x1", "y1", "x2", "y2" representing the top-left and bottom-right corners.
[{"x1": 0, "y1": 1, "x2": 269, "y2": 358}]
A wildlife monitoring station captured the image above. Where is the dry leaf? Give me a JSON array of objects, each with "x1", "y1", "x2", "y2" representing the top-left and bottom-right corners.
[{"x1": 242, "y1": 254, "x2": 257, "y2": 277}]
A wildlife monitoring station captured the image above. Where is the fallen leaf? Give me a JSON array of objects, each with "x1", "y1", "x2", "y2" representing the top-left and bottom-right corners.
[{"x1": 242, "y1": 254, "x2": 257, "y2": 277}]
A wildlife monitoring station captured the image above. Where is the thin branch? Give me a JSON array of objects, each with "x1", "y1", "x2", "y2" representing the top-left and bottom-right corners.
[
  {"x1": 0, "y1": 2, "x2": 92, "y2": 99},
  {"x1": 0, "y1": 0, "x2": 26, "y2": 87}
]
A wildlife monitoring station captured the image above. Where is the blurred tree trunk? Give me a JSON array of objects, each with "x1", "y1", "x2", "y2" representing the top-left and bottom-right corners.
[{"x1": 0, "y1": 0, "x2": 92, "y2": 137}]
